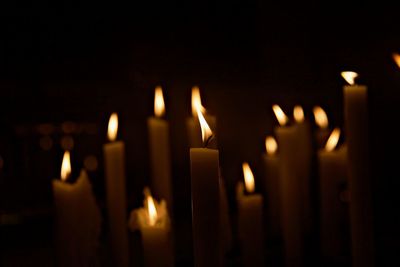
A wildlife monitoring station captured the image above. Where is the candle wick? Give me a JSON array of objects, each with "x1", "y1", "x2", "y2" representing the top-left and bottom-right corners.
[{"x1": 203, "y1": 135, "x2": 215, "y2": 148}]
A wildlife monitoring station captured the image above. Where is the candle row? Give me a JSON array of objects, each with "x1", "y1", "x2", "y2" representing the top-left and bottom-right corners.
[{"x1": 51, "y1": 71, "x2": 373, "y2": 267}]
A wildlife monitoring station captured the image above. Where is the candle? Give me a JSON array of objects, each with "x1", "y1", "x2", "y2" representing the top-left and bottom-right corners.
[
  {"x1": 318, "y1": 128, "x2": 349, "y2": 265},
  {"x1": 147, "y1": 86, "x2": 173, "y2": 214},
  {"x1": 190, "y1": 107, "x2": 221, "y2": 267},
  {"x1": 263, "y1": 136, "x2": 280, "y2": 237},
  {"x1": 341, "y1": 71, "x2": 374, "y2": 267},
  {"x1": 313, "y1": 106, "x2": 331, "y2": 149},
  {"x1": 128, "y1": 187, "x2": 174, "y2": 267},
  {"x1": 236, "y1": 163, "x2": 265, "y2": 267},
  {"x1": 292, "y1": 105, "x2": 313, "y2": 234},
  {"x1": 53, "y1": 151, "x2": 101, "y2": 267},
  {"x1": 272, "y1": 104, "x2": 304, "y2": 266},
  {"x1": 103, "y1": 113, "x2": 129, "y2": 267},
  {"x1": 186, "y1": 86, "x2": 217, "y2": 148}
]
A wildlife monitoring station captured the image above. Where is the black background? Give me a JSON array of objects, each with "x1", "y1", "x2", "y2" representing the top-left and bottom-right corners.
[{"x1": 0, "y1": 2, "x2": 399, "y2": 266}]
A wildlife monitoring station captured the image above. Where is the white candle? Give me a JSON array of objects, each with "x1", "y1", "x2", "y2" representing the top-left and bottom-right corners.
[
  {"x1": 53, "y1": 151, "x2": 101, "y2": 267},
  {"x1": 190, "y1": 107, "x2": 221, "y2": 267},
  {"x1": 263, "y1": 136, "x2": 280, "y2": 237},
  {"x1": 318, "y1": 128, "x2": 349, "y2": 265},
  {"x1": 103, "y1": 113, "x2": 129, "y2": 267},
  {"x1": 313, "y1": 106, "x2": 331, "y2": 149},
  {"x1": 341, "y1": 71, "x2": 374, "y2": 267},
  {"x1": 186, "y1": 86, "x2": 217, "y2": 148},
  {"x1": 293, "y1": 105, "x2": 313, "y2": 234},
  {"x1": 236, "y1": 163, "x2": 264, "y2": 267},
  {"x1": 128, "y1": 187, "x2": 173, "y2": 267},
  {"x1": 147, "y1": 86, "x2": 173, "y2": 214},
  {"x1": 272, "y1": 104, "x2": 304, "y2": 266}
]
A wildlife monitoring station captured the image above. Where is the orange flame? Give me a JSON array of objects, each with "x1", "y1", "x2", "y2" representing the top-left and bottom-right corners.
[
  {"x1": 313, "y1": 106, "x2": 329, "y2": 129},
  {"x1": 293, "y1": 105, "x2": 305, "y2": 123},
  {"x1": 242, "y1": 162, "x2": 255, "y2": 193},
  {"x1": 272, "y1": 105, "x2": 288, "y2": 126},
  {"x1": 61, "y1": 151, "x2": 71, "y2": 182},
  {"x1": 197, "y1": 107, "x2": 213, "y2": 143},
  {"x1": 154, "y1": 86, "x2": 165, "y2": 118},
  {"x1": 325, "y1": 128, "x2": 341, "y2": 152},
  {"x1": 191, "y1": 86, "x2": 206, "y2": 117},
  {"x1": 265, "y1": 136, "x2": 278, "y2": 155},
  {"x1": 341, "y1": 71, "x2": 358, "y2": 85},
  {"x1": 393, "y1": 53, "x2": 400, "y2": 69},
  {"x1": 107, "y1": 113, "x2": 118, "y2": 142}
]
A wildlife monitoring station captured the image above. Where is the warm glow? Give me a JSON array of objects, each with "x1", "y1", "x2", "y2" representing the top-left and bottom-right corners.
[
  {"x1": 154, "y1": 86, "x2": 165, "y2": 118},
  {"x1": 265, "y1": 136, "x2": 278, "y2": 155},
  {"x1": 393, "y1": 53, "x2": 400, "y2": 68},
  {"x1": 191, "y1": 86, "x2": 206, "y2": 117},
  {"x1": 107, "y1": 113, "x2": 118, "y2": 142},
  {"x1": 272, "y1": 105, "x2": 289, "y2": 126},
  {"x1": 293, "y1": 105, "x2": 305, "y2": 123},
  {"x1": 325, "y1": 128, "x2": 341, "y2": 152},
  {"x1": 61, "y1": 151, "x2": 71, "y2": 181},
  {"x1": 242, "y1": 162, "x2": 255, "y2": 193},
  {"x1": 313, "y1": 106, "x2": 329, "y2": 129},
  {"x1": 341, "y1": 71, "x2": 358, "y2": 85},
  {"x1": 147, "y1": 194, "x2": 158, "y2": 226},
  {"x1": 197, "y1": 107, "x2": 213, "y2": 143}
]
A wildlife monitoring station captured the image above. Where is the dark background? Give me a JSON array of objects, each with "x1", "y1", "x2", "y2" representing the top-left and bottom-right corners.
[{"x1": 0, "y1": 2, "x2": 399, "y2": 266}]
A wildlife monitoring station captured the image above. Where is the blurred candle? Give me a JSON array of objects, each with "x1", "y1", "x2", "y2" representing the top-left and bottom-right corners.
[
  {"x1": 313, "y1": 106, "x2": 331, "y2": 149},
  {"x1": 128, "y1": 187, "x2": 173, "y2": 267},
  {"x1": 186, "y1": 86, "x2": 217, "y2": 148},
  {"x1": 147, "y1": 86, "x2": 173, "y2": 214},
  {"x1": 263, "y1": 136, "x2": 280, "y2": 237},
  {"x1": 103, "y1": 113, "x2": 129, "y2": 267},
  {"x1": 236, "y1": 163, "x2": 265, "y2": 267},
  {"x1": 219, "y1": 173, "x2": 233, "y2": 255},
  {"x1": 53, "y1": 151, "x2": 101, "y2": 267},
  {"x1": 341, "y1": 71, "x2": 374, "y2": 267},
  {"x1": 190, "y1": 107, "x2": 221, "y2": 267},
  {"x1": 318, "y1": 128, "x2": 349, "y2": 264},
  {"x1": 272, "y1": 104, "x2": 304, "y2": 266},
  {"x1": 292, "y1": 105, "x2": 313, "y2": 234}
]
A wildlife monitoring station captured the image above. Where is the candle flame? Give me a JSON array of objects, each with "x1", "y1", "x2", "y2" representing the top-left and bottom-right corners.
[
  {"x1": 147, "y1": 194, "x2": 158, "y2": 226},
  {"x1": 293, "y1": 105, "x2": 305, "y2": 123},
  {"x1": 154, "y1": 86, "x2": 165, "y2": 118},
  {"x1": 61, "y1": 151, "x2": 71, "y2": 181},
  {"x1": 393, "y1": 53, "x2": 400, "y2": 69},
  {"x1": 265, "y1": 136, "x2": 278, "y2": 155},
  {"x1": 242, "y1": 162, "x2": 255, "y2": 193},
  {"x1": 325, "y1": 128, "x2": 341, "y2": 152},
  {"x1": 272, "y1": 105, "x2": 289, "y2": 126},
  {"x1": 313, "y1": 106, "x2": 329, "y2": 129},
  {"x1": 341, "y1": 71, "x2": 358, "y2": 85},
  {"x1": 197, "y1": 106, "x2": 213, "y2": 143},
  {"x1": 107, "y1": 113, "x2": 118, "y2": 142},
  {"x1": 191, "y1": 86, "x2": 206, "y2": 117}
]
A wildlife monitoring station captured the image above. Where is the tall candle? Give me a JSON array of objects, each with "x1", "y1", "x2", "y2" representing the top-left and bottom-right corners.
[
  {"x1": 53, "y1": 151, "x2": 101, "y2": 267},
  {"x1": 313, "y1": 106, "x2": 331, "y2": 149},
  {"x1": 318, "y1": 128, "x2": 349, "y2": 264},
  {"x1": 272, "y1": 105, "x2": 304, "y2": 266},
  {"x1": 190, "y1": 107, "x2": 221, "y2": 267},
  {"x1": 186, "y1": 86, "x2": 217, "y2": 148},
  {"x1": 147, "y1": 86, "x2": 173, "y2": 213},
  {"x1": 236, "y1": 163, "x2": 264, "y2": 267},
  {"x1": 293, "y1": 105, "x2": 313, "y2": 233},
  {"x1": 341, "y1": 71, "x2": 374, "y2": 267},
  {"x1": 103, "y1": 113, "x2": 129, "y2": 267},
  {"x1": 128, "y1": 187, "x2": 173, "y2": 267},
  {"x1": 263, "y1": 136, "x2": 280, "y2": 237}
]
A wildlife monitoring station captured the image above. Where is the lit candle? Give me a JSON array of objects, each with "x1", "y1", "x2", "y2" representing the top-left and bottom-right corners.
[
  {"x1": 236, "y1": 163, "x2": 265, "y2": 267},
  {"x1": 292, "y1": 105, "x2": 313, "y2": 234},
  {"x1": 186, "y1": 86, "x2": 217, "y2": 148},
  {"x1": 263, "y1": 136, "x2": 280, "y2": 237},
  {"x1": 318, "y1": 128, "x2": 349, "y2": 265},
  {"x1": 128, "y1": 187, "x2": 174, "y2": 267},
  {"x1": 190, "y1": 107, "x2": 221, "y2": 267},
  {"x1": 147, "y1": 86, "x2": 173, "y2": 214},
  {"x1": 103, "y1": 113, "x2": 129, "y2": 267},
  {"x1": 341, "y1": 71, "x2": 374, "y2": 267},
  {"x1": 313, "y1": 106, "x2": 331, "y2": 149},
  {"x1": 272, "y1": 104, "x2": 304, "y2": 266},
  {"x1": 53, "y1": 151, "x2": 101, "y2": 267}
]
